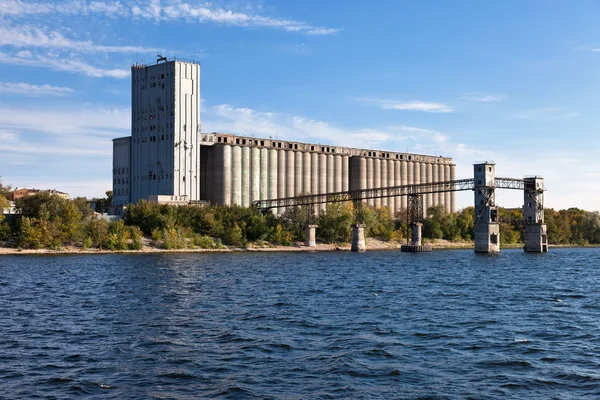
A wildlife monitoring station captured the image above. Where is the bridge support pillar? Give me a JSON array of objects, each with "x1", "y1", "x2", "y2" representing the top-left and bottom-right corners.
[
  {"x1": 524, "y1": 224, "x2": 548, "y2": 252},
  {"x1": 304, "y1": 225, "x2": 318, "y2": 247},
  {"x1": 474, "y1": 163, "x2": 500, "y2": 253},
  {"x1": 523, "y1": 177, "x2": 548, "y2": 252},
  {"x1": 411, "y1": 222, "x2": 423, "y2": 246},
  {"x1": 351, "y1": 224, "x2": 366, "y2": 252}
]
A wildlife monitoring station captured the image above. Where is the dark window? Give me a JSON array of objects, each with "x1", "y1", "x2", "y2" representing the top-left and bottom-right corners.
[{"x1": 491, "y1": 209, "x2": 498, "y2": 222}]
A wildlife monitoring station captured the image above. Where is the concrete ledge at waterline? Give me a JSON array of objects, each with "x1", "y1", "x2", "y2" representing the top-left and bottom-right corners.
[{"x1": 400, "y1": 244, "x2": 432, "y2": 252}]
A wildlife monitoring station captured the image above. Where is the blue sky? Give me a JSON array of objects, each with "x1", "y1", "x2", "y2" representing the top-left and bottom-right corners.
[{"x1": 1, "y1": 0, "x2": 599, "y2": 210}]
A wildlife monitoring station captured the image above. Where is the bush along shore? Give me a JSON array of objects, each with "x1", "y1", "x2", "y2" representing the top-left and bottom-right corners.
[{"x1": 2, "y1": 190, "x2": 600, "y2": 253}]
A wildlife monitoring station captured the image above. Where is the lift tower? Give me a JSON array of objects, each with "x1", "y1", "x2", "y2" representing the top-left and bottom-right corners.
[{"x1": 474, "y1": 163, "x2": 500, "y2": 253}]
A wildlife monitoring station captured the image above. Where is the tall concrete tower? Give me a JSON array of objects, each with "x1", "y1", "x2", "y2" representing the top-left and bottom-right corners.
[
  {"x1": 127, "y1": 57, "x2": 201, "y2": 205},
  {"x1": 523, "y1": 176, "x2": 548, "y2": 252},
  {"x1": 473, "y1": 162, "x2": 500, "y2": 253}
]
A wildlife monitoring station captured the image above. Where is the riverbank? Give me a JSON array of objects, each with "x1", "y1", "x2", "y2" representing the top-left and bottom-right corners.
[{"x1": 0, "y1": 238, "x2": 479, "y2": 255}]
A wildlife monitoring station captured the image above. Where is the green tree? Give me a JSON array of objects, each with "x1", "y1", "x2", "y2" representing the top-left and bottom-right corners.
[
  {"x1": 317, "y1": 202, "x2": 353, "y2": 243},
  {"x1": 95, "y1": 190, "x2": 113, "y2": 213},
  {"x1": 85, "y1": 218, "x2": 109, "y2": 249},
  {"x1": 18, "y1": 217, "x2": 42, "y2": 248}
]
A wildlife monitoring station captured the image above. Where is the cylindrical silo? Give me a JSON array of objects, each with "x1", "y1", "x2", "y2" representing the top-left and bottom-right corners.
[
  {"x1": 450, "y1": 164, "x2": 456, "y2": 213},
  {"x1": 319, "y1": 154, "x2": 327, "y2": 194},
  {"x1": 326, "y1": 154, "x2": 334, "y2": 193},
  {"x1": 432, "y1": 162, "x2": 438, "y2": 210},
  {"x1": 250, "y1": 147, "x2": 260, "y2": 203},
  {"x1": 241, "y1": 146, "x2": 250, "y2": 207},
  {"x1": 232, "y1": 145, "x2": 242, "y2": 205},
  {"x1": 425, "y1": 163, "x2": 433, "y2": 216},
  {"x1": 374, "y1": 158, "x2": 381, "y2": 208},
  {"x1": 400, "y1": 160, "x2": 408, "y2": 211},
  {"x1": 311, "y1": 153, "x2": 319, "y2": 196},
  {"x1": 286, "y1": 150, "x2": 295, "y2": 198},
  {"x1": 342, "y1": 155, "x2": 349, "y2": 191},
  {"x1": 334, "y1": 155, "x2": 343, "y2": 192},
  {"x1": 417, "y1": 161, "x2": 424, "y2": 214},
  {"x1": 260, "y1": 148, "x2": 268, "y2": 200},
  {"x1": 387, "y1": 159, "x2": 395, "y2": 215},
  {"x1": 303, "y1": 152, "x2": 311, "y2": 195},
  {"x1": 367, "y1": 157, "x2": 374, "y2": 206},
  {"x1": 293, "y1": 151, "x2": 302, "y2": 196},
  {"x1": 214, "y1": 144, "x2": 232, "y2": 206},
  {"x1": 350, "y1": 156, "x2": 367, "y2": 191},
  {"x1": 319, "y1": 153, "x2": 327, "y2": 212},
  {"x1": 268, "y1": 148, "x2": 277, "y2": 201},
  {"x1": 278, "y1": 149, "x2": 286, "y2": 200},
  {"x1": 437, "y1": 163, "x2": 445, "y2": 211},
  {"x1": 444, "y1": 164, "x2": 451, "y2": 213},
  {"x1": 380, "y1": 158, "x2": 388, "y2": 209},
  {"x1": 413, "y1": 161, "x2": 420, "y2": 186}
]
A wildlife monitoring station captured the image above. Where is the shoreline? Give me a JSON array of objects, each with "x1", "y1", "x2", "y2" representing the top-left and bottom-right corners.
[
  {"x1": 0, "y1": 239, "x2": 465, "y2": 256},
  {"x1": 0, "y1": 240, "x2": 591, "y2": 256}
]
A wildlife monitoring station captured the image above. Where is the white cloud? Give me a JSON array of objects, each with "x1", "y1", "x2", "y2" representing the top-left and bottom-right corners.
[
  {"x1": 203, "y1": 103, "x2": 394, "y2": 149},
  {"x1": 0, "y1": 82, "x2": 74, "y2": 96},
  {"x1": 202, "y1": 102, "x2": 456, "y2": 155},
  {"x1": 0, "y1": 25, "x2": 158, "y2": 53},
  {"x1": 0, "y1": 0, "x2": 339, "y2": 36},
  {"x1": 461, "y1": 92, "x2": 506, "y2": 103},
  {"x1": 389, "y1": 125, "x2": 449, "y2": 146},
  {"x1": 0, "y1": 105, "x2": 130, "y2": 137},
  {"x1": 514, "y1": 107, "x2": 580, "y2": 120},
  {"x1": 357, "y1": 98, "x2": 453, "y2": 113},
  {"x1": 0, "y1": 51, "x2": 129, "y2": 78}
]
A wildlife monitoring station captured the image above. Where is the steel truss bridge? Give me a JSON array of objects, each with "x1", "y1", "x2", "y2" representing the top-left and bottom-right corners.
[
  {"x1": 253, "y1": 177, "x2": 530, "y2": 209},
  {"x1": 252, "y1": 177, "x2": 543, "y2": 226}
]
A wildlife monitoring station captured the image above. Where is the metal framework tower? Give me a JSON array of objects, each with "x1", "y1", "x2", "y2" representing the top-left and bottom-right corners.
[
  {"x1": 523, "y1": 177, "x2": 548, "y2": 252},
  {"x1": 474, "y1": 163, "x2": 500, "y2": 253}
]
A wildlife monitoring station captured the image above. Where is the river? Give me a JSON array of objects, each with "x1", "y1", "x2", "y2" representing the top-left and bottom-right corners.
[{"x1": 1, "y1": 248, "x2": 600, "y2": 399}]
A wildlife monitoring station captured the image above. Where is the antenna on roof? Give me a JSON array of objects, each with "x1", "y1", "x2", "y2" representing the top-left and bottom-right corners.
[{"x1": 157, "y1": 54, "x2": 167, "y2": 64}]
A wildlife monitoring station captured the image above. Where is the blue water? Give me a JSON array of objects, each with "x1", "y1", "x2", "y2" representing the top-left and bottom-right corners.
[{"x1": 1, "y1": 248, "x2": 600, "y2": 399}]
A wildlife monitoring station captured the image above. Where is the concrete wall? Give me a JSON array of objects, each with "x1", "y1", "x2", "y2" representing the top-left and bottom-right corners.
[
  {"x1": 129, "y1": 60, "x2": 201, "y2": 205},
  {"x1": 112, "y1": 136, "x2": 131, "y2": 206},
  {"x1": 130, "y1": 130, "x2": 456, "y2": 215}
]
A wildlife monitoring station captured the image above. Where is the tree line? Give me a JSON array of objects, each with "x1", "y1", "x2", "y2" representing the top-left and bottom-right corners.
[{"x1": 1, "y1": 184, "x2": 600, "y2": 249}]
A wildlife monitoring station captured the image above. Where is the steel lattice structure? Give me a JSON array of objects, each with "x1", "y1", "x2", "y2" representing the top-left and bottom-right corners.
[{"x1": 252, "y1": 177, "x2": 530, "y2": 210}]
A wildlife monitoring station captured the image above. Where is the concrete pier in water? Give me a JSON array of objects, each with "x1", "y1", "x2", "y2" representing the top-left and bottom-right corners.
[
  {"x1": 523, "y1": 177, "x2": 548, "y2": 252},
  {"x1": 473, "y1": 163, "x2": 500, "y2": 253},
  {"x1": 401, "y1": 222, "x2": 432, "y2": 252}
]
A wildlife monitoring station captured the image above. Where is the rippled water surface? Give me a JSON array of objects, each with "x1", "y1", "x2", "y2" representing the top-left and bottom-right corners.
[{"x1": 2, "y1": 248, "x2": 600, "y2": 399}]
